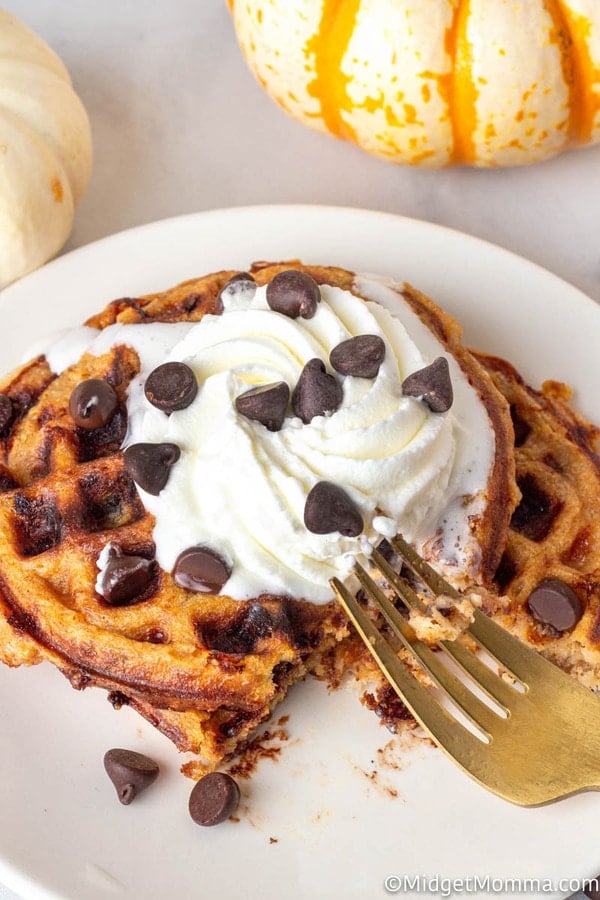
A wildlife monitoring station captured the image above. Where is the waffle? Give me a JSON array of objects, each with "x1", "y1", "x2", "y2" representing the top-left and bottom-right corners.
[
  {"x1": 0, "y1": 263, "x2": 517, "y2": 774},
  {"x1": 474, "y1": 352, "x2": 600, "y2": 689}
]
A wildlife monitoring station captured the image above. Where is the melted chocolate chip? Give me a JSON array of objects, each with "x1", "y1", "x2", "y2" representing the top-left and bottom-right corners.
[
  {"x1": 173, "y1": 546, "x2": 231, "y2": 593},
  {"x1": 189, "y1": 772, "x2": 240, "y2": 826},
  {"x1": 402, "y1": 357, "x2": 453, "y2": 413},
  {"x1": 200, "y1": 603, "x2": 274, "y2": 655},
  {"x1": 292, "y1": 359, "x2": 342, "y2": 424},
  {"x1": 104, "y1": 748, "x2": 159, "y2": 805},
  {"x1": 123, "y1": 442, "x2": 181, "y2": 495},
  {"x1": 511, "y1": 473, "x2": 563, "y2": 542},
  {"x1": 98, "y1": 545, "x2": 155, "y2": 606},
  {"x1": 235, "y1": 381, "x2": 290, "y2": 431},
  {"x1": 330, "y1": 334, "x2": 386, "y2": 378},
  {"x1": 69, "y1": 379, "x2": 118, "y2": 429},
  {"x1": 144, "y1": 362, "x2": 197, "y2": 414},
  {"x1": 0, "y1": 394, "x2": 13, "y2": 432},
  {"x1": 266, "y1": 270, "x2": 320, "y2": 319},
  {"x1": 304, "y1": 481, "x2": 363, "y2": 537},
  {"x1": 527, "y1": 577, "x2": 583, "y2": 632}
]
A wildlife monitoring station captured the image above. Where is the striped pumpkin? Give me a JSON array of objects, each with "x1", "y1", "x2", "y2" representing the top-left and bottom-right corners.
[
  {"x1": 229, "y1": 0, "x2": 600, "y2": 167},
  {"x1": 0, "y1": 9, "x2": 92, "y2": 289}
]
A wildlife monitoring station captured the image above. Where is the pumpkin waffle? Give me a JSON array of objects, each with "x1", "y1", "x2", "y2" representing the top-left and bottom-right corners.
[{"x1": 0, "y1": 263, "x2": 517, "y2": 775}]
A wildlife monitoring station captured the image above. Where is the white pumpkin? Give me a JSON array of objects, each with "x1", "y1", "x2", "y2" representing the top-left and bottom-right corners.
[
  {"x1": 229, "y1": 0, "x2": 600, "y2": 167},
  {"x1": 0, "y1": 9, "x2": 92, "y2": 289}
]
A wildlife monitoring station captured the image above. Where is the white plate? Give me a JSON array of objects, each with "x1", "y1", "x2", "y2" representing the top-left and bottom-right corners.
[{"x1": 0, "y1": 206, "x2": 599, "y2": 900}]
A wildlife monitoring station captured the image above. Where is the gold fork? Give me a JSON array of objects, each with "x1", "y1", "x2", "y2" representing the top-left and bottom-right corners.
[{"x1": 330, "y1": 534, "x2": 600, "y2": 806}]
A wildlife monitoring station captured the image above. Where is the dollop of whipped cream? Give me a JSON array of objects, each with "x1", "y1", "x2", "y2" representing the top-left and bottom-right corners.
[{"x1": 42, "y1": 276, "x2": 495, "y2": 604}]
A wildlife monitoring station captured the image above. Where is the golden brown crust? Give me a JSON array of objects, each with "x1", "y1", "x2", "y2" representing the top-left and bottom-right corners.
[{"x1": 475, "y1": 351, "x2": 600, "y2": 688}]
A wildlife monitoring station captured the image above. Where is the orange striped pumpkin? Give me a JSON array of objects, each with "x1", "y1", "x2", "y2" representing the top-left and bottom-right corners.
[{"x1": 228, "y1": 0, "x2": 600, "y2": 167}]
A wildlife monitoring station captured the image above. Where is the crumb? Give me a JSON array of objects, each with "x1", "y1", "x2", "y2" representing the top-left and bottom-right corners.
[
  {"x1": 227, "y1": 728, "x2": 289, "y2": 779},
  {"x1": 277, "y1": 715, "x2": 289, "y2": 726},
  {"x1": 362, "y1": 683, "x2": 416, "y2": 732},
  {"x1": 355, "y1": 765, "x2": 399, "y2": 799},
  {"x1": 230, "y1": 816, "x2": 240, "y2": 823},
  {"x1": 269, "y1": 837, "x2": 278, "y2": 844},
  {"x1": 408, "y1": 592, "x2": 481, "y2": 643}
]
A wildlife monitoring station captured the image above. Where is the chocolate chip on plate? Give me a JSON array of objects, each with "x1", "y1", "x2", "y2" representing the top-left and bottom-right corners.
[
  {"x1": 402, "y1": 356, "x2": 453, "y2": 413},
  {"x1": 235, "y1": 381, "x2": 290, "y2": 432},
  {"x1": 527, "y1": 577, "x2": 583, "y2": 632},
  {"x1": 173, "y1": 546, "x2": 231, "y2": 593},
  {"x1": 0, "y1": 394, "x2": 13, "y2": 432},
  {"x1": 266, "y1": 270, "x2": 321, "y2": 319},
  {"x1": 69, "y1": 379, "x2": 119, "y2": 429},
  {"x1": 124, "y1": 442, "x2": 181, "y2": 495},
  {"x1": 104, "y1": 748, "x2": 159, "y2": 805},
  {"x1": 189, "y1": 772, "x2": 240, "y2": 826},
  {"x1": 304, "y1": 481, "x2": 363, "y2": 537},
  {"x1": 144, "y1": 362, "x2": 198, "y2": 414},
  {"x1": 292, "y1": 359, "x2": 342, "y2": 424},
  {"x1": 330, "y1": 334, "x2": 386, "y2": 378},
  {"x1": 98, "y1": 545, "x2": 155, "y2": 606}
]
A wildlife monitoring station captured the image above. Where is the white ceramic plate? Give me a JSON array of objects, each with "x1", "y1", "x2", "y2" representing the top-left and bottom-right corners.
[{"x1": 0, "y1": 206, "x2": 599, "y2": 900}]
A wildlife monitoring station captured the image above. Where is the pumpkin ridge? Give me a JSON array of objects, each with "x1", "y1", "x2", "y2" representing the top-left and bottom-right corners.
[
  {"x1": 445, "y1": 0, "x2": 479, "y2": 165},
  {"x1": 305, "y1": 0, "x2": 361, "y2": 142},
  {"x1": 553, "y1": 1, "x2": 600, "y2": 143},
  {"x1": 543, "y1": 0, "x2": 590, "y2": 145}
]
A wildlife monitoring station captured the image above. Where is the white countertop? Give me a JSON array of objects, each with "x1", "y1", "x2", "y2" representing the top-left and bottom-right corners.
[{"x1": 2, "y1": 2, "x2": 600, "y2": 899}]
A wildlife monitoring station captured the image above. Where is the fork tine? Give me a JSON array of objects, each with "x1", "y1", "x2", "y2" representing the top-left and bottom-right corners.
[
  {"x1": 372, "y1": 546, "x2": 516, "y2": 709},
  {"x1": 439, "y1": 639, "x2": 517, "y2": 710},
  {"x1": 390, "y1": 535, "x2": 533, "y2": 685},
  {"x1": 371, "y1": 548, "x2": 427, "y2": 611},
  {"x1": 330, "y1": 576, "x2": 485, "y2": 760},
  {"x1": 390, "y1": 535, "x2": 460, "y2": 599},
  {"x1": 354, "y1": 565, "x2": 500, "y2": 735},
  {"x1": 467, "y1": 608, "x2": 539, "y2": 684}
]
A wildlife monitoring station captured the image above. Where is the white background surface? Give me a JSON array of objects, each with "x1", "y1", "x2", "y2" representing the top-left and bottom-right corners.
[{"x1": 3, "y1": 2, "x2": 600, "y2": 898}]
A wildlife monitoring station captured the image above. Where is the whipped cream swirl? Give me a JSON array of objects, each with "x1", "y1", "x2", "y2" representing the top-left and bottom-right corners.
[{"x1": 42, "y1": 276, "x2": 495, "y2": 604}]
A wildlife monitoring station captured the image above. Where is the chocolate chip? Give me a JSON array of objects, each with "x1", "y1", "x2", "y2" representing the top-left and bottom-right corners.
[
  {"x1": 304, "y1": 481, "x2": 363, "y2": 537},
  {"x1": 219, "y1": 272, "x2": 257, "y2": 305},
  {"x1": 0, "y1": 394, "x2": 13, "y2": 432},
  {"x1": 69, "y1": 379, "x2": 119, "y2": 429},
  {"x1": 189, "y1": 772, "x2": 240, "y2": 826},
  {"x1": 144, "y1": 362, "x2": 197, "y2": 414},
  {"x1": 123, "y1": 442, "x2": 181, "y2": 495},
  {"x1": 104, "y1": 748, "x2": 159, "y2": 805},
  {"x1": 402, "y1": 357, "x2": 453, "y2": 412},
  {"x1": 97, "y1": 545, "x2": 155, "y2": 606},
  {"x1": 173, "y1": 546, "x2": 231, "y2": 593},
  {"x1": 292, "y1": 359, "x2": 342, "y2": 423},
  {"x1": 510, "y1": 473, "x2": 562, "y2": 542},
  {"x1": 330, "y1": 334, "x2": 386, "y2": 378},
  {"x1": 527, "y1": 577, "x2": 583, "y2": 632},
  {"x1": 266, "y1": 270, "x2": 320, "y2": 319},
  {"x1": 235, "y1": 381, "x2": 290, "y2": 431}
]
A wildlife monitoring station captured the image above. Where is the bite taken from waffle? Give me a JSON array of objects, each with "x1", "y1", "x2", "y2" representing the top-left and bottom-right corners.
[{"x1": 1, "y1": 260, "x2": 596, "y2": 778}]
